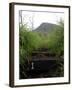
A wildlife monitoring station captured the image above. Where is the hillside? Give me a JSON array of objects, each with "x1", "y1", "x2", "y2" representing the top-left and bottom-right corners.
[{"x1": 33, "y1": 23, "x2": 57, "y2": 33}]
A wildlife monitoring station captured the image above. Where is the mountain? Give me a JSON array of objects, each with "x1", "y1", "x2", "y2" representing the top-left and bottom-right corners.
[{"x1": 33, "y1": 23, "x2": 57, "y2": 33}]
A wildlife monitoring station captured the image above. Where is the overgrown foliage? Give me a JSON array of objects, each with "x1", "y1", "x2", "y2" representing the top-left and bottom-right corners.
[
  {"x1": 47, "y1": 20, "x2": 64, "y2": 56},
  {"x1": 19, "y1": 20, "x2": 64, "y2": 78},
  {"x1": 19, "y1": 25, "x2": 42, "y2": 64}
]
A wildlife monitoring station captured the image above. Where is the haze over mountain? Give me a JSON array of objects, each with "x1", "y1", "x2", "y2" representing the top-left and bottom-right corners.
[{"x1": 33, "y1": 23, "x2": 57, "y2": 33}]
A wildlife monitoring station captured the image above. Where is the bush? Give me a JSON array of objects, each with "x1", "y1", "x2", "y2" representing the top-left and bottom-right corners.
[
  {"x1": 19, "y1": 25, "x2": 43, "y2": 64},
  {"x1": 47, "y1": 20, "x2": 64, "y2": 56},
  {"x1": 19, "y1": 20, "x2": 64, "y2": 64},
  {"x1": 19, "y1": 20, "x2": 64, "y2": 78}
]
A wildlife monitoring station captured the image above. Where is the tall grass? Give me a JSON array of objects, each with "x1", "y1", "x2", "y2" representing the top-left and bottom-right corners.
[{"x1": 19, "y1": 20, "x2": 64, "y2": 64}]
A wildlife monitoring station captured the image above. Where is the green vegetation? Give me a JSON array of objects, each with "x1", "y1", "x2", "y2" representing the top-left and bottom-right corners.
[
  {"x1": 47, "y1": 20, "x2": 64, "y2": 56},
  {"x1": 19, "y1": 20, "x2": 64, "y2": 78},
  {"x1": 19, "y1": 25, "x2": 42, "y2": 64}
]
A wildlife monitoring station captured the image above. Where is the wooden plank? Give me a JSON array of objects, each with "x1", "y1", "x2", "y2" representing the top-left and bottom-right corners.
[{"x1": 31, "y1": 57, "x2": 61, "y2": 61}]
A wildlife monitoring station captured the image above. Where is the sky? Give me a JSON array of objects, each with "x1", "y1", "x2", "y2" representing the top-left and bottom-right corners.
[{"x1": 19, "y1": 10, "x2": 64, "y2": 29}]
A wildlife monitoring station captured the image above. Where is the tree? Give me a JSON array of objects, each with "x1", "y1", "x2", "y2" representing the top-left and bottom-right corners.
[
  {"x1": 48, "y1": 20, "x2": 64, "y2": 56},
  {"x1": 19, "y1": 25, "x2": 42, "y2": 64}
]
